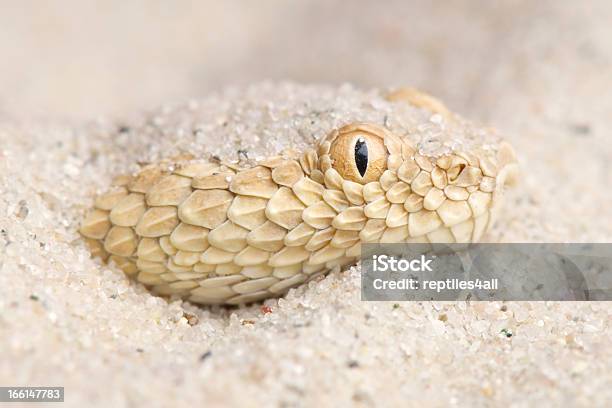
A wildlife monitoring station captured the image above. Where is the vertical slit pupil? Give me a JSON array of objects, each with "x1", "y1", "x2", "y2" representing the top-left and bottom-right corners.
[{"x1": 354, "y1": 139, "x2": 368, "y2": 177}]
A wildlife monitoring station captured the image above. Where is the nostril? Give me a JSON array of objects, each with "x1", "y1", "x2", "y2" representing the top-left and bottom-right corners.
[{"x1": 447, "y1": 163, "x2": 466, "y2": 182}]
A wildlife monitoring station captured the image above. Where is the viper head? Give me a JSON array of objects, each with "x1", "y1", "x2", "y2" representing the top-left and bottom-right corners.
[{"x1": 298, "y1": 121, "x2": 514, "y2": 243}]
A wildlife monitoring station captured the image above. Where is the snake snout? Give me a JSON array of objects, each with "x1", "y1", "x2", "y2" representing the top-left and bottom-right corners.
[{"x1": 496, "y1": 142, "x2": 520, "y2": 188}]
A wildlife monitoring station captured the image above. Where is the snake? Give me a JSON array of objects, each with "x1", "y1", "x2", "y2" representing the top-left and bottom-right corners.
[{"x1": 80, "y1": 88, "x2": 518, "y2": 305}]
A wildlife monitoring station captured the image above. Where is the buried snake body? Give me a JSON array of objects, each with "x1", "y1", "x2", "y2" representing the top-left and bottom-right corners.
[{"x1": 80, "y1": 89, "x2": 518, "y2": 305}]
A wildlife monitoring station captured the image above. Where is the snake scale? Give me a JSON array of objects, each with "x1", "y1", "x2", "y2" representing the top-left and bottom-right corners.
[{"x1": 80, "y1": 88, "x2": 518, "y2": 305}]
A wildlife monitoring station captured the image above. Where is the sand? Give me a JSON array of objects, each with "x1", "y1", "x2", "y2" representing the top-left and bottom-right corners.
[{"x1": 1, "y1": 1, "x2": 611, "y2": 407}]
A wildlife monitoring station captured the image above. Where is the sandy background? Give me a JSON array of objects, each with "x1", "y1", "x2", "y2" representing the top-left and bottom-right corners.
[{"x1": 1, "y1": 1, "x2": 612, "y2": 407}]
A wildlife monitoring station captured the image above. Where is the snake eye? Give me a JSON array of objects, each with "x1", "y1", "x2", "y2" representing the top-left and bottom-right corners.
[{"x1": 328, "y1": 126, "x2": 388, "y2": 184}]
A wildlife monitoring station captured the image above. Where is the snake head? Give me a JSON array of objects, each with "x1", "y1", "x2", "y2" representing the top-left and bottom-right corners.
[{"x1": 302, "y1": 111, "x2": 517, "y2": 243}]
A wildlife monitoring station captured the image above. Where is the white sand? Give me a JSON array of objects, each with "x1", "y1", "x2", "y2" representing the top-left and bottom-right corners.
[{"x1": 1, "y1": 1, "x2": 611, "y2": 407}]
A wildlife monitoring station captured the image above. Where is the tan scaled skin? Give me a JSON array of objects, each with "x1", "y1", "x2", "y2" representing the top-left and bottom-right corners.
[{"x1": 80, "y1": 89, "x2": 518, "y2": 305}]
